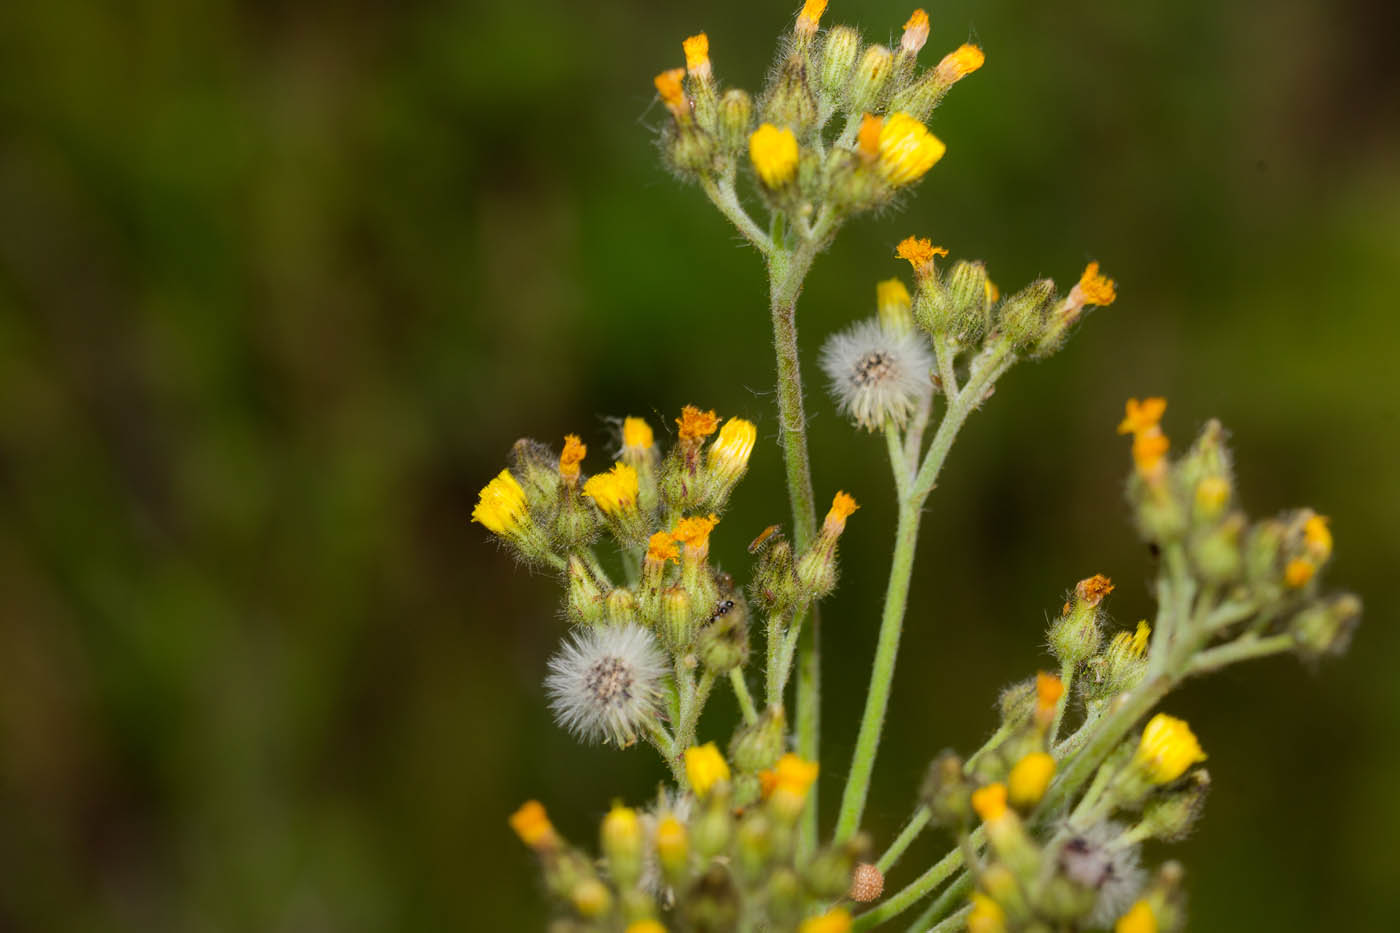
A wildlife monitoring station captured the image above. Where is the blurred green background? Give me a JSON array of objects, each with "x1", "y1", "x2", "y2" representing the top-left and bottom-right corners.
[{"x1": 1, "y1": 0, "x2": 1397, "y2": 929}]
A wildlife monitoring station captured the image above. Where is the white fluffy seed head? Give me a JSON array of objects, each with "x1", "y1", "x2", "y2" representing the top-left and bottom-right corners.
[
  {"x1": 820, "y1": 318, "x2": 934, "y2": 431},
  {"x1": 545, "y1": 623, "x2": 668, "y2": 746},
  {"x1": 1056, "y1": 821, "x2": 1146, "y2": 927}
]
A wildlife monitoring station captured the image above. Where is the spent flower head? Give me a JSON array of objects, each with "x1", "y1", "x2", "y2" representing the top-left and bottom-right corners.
[
  {"x1": 821, "y1": 318, "x2": 934, "y2": 430},
  {"x1": 545, "y1": 623, "x2": 668, "y2": 746}
]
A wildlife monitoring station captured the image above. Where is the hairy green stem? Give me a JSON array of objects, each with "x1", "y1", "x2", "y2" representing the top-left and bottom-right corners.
[
  {"x1": 1188, "y1": 633, "x2": 1294, "y2": 674},
  {"x1": 701, "y1": 175, "x2": 773, "y2": 255},
  {"x1": 876, "y1": 806, "x2": 931, "y2": 874},
  {"x1": 730, "y1": 668, "x2": 759, "y2": 725},
  {"x1": 906, "y1": 869, "x2": 975, "y2": 933}
]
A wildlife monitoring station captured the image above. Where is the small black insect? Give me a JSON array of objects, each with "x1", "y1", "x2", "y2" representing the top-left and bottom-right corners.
[{"x1": 701, "y1": 599, "x2": 736, "y2": 628}]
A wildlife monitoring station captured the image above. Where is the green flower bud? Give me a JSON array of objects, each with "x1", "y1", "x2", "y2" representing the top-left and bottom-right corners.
[
  {"x1": 766, "y1": 867, "x2": 804, "y2": 928},
  {"x1": 1291, "y1": 593, "x2": 1361, "y2": 660},
  {"x1": 510, "y1": 438, "x2": 562, "y2": 514},
  {"x1": 997, "y1": 678, "x2": 1038, "y2": 731},
  {"x1": 997, "y1": 279, "x2": 1056, "y2": 350},
  {"x1": 735, "y1": 810, "x2": 775, "y2": 881},
  {"x1": 845, "y1": 45, "x2": 894, "y2": 115},
  {"x1": 698, "y1": 591, "x2": 749, "y2": 672},
  {"x1": 920, "y1": 750, "x2": 972, "y2": 828},
  {"x1": 729, "y1": 706, "x2": 787, "y2": 773},
  {"x1": 692, "y1": 792, "x2": 732, "y2": 858},
  {"x1": 661, "y1": 586, "x2": 694, "y2": 651},
  {"x1": 761, "y1": 54, "x2": 817, "y2": 133},
  {"x1": 819, "y1": 26, "x2": 861, "y2": 99},
  {"x1": 1138, "y1": 768, "x2": 1211, "y2": 842},
  {"x1": 552, "y1": 486, "x2": 601, "y2": 551},
  {"x1": 1190, "y1": 512, "x2": 1245, "y2": 585},
  {"x1": 804, "y1": 835, "x2": 869, "y2": 899},
  {"x1": 944, "y1": 259, "x2": 992, "y2": 340},
  {"x1": 749, "y1": 537, "x2": 800, "y2": 617},
  {"x1": 1048, "y1": 574, "x2": 1111, "y2": 667},
  {"x1": 600, "y1": 804, "x2": 644, "y2": 889},
  {"x1": 683, "y1": 863, "x2": 739, "y2": 933},
  {"x1": 717, "y1": 88, "x2": 754, "y2": 156},
  {"x1": 566, "y1": 556, "x2": 608, "y2": 625},
  {"x1": 606, "y1": 587, "x2": 638, "y2": 626}
]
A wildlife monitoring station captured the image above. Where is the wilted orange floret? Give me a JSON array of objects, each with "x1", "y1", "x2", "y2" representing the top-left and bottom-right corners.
[
  {"x1": 895, "y1": 236, "x2": 948, "y2": 274},
  {"x1": 1078, "y1": 261, "x2": 1117, "y2": 306},
  {"x1": 509, "y1": 800, "x2": 556, "y2": 849},
  {"x1": 683, "y1": 33, "x2": 710, "y2": 74},
  {"x1": 1285, "y1": 557, "x2": 1316, "y2": 588},
  {"x1": 677, "y1": 405, "x2": 720, "y2": 440},
  {"x1": 936, "y1": 44, "x2": 985, "y2": 81},
  {"x1": 654, "y1": 68, "x2": 687, "y2": 115},
  {"x1": 1304, "y1": 514, "x2": 1333, "y2": 561},
  {"x1": 647, "y1": 530, "x2": 679, "y2": 564},
  {"x1": 797, "y1": 0, "x2": 828, "y2": 32},
  {"x1": 1076, "y1": 573, "x2": 1115, "y2": 606},
  {"x1": 857, "y1": 113, "x2": 883, "y2": 161},
  {"x1": 673, "y1": 513, "x2": 719, "y2": 549},
  {"x1": 559, "y1": 434, "x2": 587, "y2": 482},
  {"x1": 1035, "y1": 671, "x2": 1064, "y2": 717},
  {"x1": 901, "y1": 10, "x2": 930, "y2": 53},
  {"x1": 822, "y1": 491, "x2": 859, "y2": 536},
  {"x1": 1132, "y1": 430, "x2": 1170, "y2": 476},
  {"x1": 1117, "y1": 397, "x2": 1167, "y2": 436},
  {"x1": 970, "y1": 782, "x2": 1008, "y2": 823}
]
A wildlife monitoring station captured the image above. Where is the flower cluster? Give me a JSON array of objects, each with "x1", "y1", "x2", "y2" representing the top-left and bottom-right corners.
[{"x1": 479, "y1": 5, "x2": 1359, "y2": 931}]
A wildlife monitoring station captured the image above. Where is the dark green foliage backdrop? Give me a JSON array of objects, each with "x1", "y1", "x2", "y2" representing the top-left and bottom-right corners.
[{"x1": 1, "y1": 0, "x2": 1397, "y2": 928}]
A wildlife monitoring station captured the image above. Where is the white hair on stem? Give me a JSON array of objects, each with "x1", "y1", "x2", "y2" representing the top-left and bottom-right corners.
[
  {"x1": 820, "y1": 318, "x2": 934, "y2": 431},
  {"x1": 545, "y1": 623, "x2": 669, "y2": 746}
]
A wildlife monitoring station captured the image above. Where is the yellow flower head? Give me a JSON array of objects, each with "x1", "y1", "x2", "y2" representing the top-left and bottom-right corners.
[
  {"x1": 902, "y1": 9, "x2": 931, "y2": 54},
  {"x1": 749, "y1": 123, "x2": 800, "y2": 188},
  {"x1": 1007, "y1": 751, "x2": 1057, "y2": 808},
  {"x1": 1115, "y1": 900, "x2": 1158, "y2": 933},
  {"x1": 602, "y1": 803, "x2": 641, "y2": 850},
  {"x1": 709, "y1": 417, "x2": 757, "y2": 474},
  {"x1": 1075, "y1": 573, "x2": 1115, "y2": 607},
  {"x1": 971, "y1": 782, "x2": 1009, "y2": 823},
  {"x1": 655, "y1": 813, "x2": 688, "y2": 862},
  {"x1": 626, "y1": 922, "x2": 668, "y2": 933},
  {"x1": 472, "y1": 469, "x2": 529, "y2": 536},
  {"x1": 857, "y1": 112, "x2": 884, "y2": 162},
  {"x1": 570, "y1": 878, "x2": 611, "y2": 918},
  {"x1": 877, "y1": 278, "x2": 912, "y2": 315},
  {"x1": 654, "y1": 68, "x2": 688, "y2": 119},
  {"x1": 1135, "y1": 713, "x2": 1207, "y2": 784},
  {"x1": 877, "y1": 112, "x2": 947, "y2": 186},
  {"x1": 623, "y1": 416, "x2": 655, "y2": 451},
  {"x1": 1131, "y1": 620, "x2": 1151, "y2": 657},
  {"x1": 823, "y1": 490, "x2": 860, "y2": 537},
  {"x1": 967, "y1": 892, "x2": 1007, "y2": 933},
  {"x1": 1285, "y1": 557, "x2": 1316, "y2": 588},
  {"x1": 685, "y1": 742, "x2": 731, "y2": 797},
  {"x1": 646, "y1": 530, "x2": 680, "y2": 565},
  {"x1": 896, "y1": 236, "x2": 949, "y2": 277},
  {"x1": 759, "y1": 753, "x2": 820, "y2": 815},
  {"x1": 683, "y1": 33, "x2": 710, "y2": 78},
  {"x1": 583, "y1": 462, "x2": 639, "y2": 516},
  {"x1": 1077, "y1": 261, "x2": 1118, "y2": 307},
  {"x1": 559, "y1": 434, "x2": 587, "y2": 484},
  {"x1": 509, "y1": 800, "x2": 556, "y2": 850},
  {"x1": 936, "y1": 43, "x2": 986, "y2": 83},
  {"x1": 677, "y1": 405, "x2": 720, "y2": 441},
  {"x1": 673, "y1": 513, "x2": 719, "y2": 552},
  {"x1": 1195, "y1": 475, "x2": 1231, "y2": 514},
  {"x1": 1117, "y1": 397, "x2": 1167, "y2": 436},
  {"x1": 798, "y1": 908, "x2": 851, "y2": 933},
  {"x1": 876, "y1": 276, "x2": 915, "y2": 334},
  {"x1": 1035, "y1": 671, "x2": 1064, "y2": 721},
  {"x1": 796, "y1": 0, "x2": 828, "y2": 36},
  {"x1": 1304, "y1": 514, "x2": 1333, "y2": 562}
]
